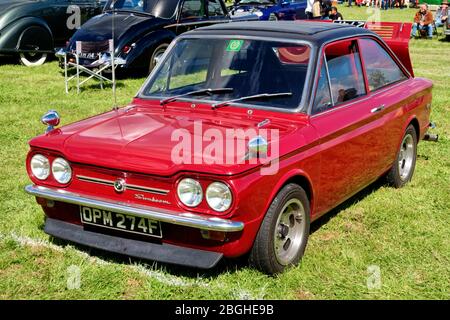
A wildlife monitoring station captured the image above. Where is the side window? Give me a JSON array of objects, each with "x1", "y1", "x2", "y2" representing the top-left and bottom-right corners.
[
  {"x1": 312, "y1": 59, "x2": 332, "y2": 115},
  {"x1": 359, "y1": 38, "x2": 407, "y2": 91},
  {"x1": 207, "y1": 0, "x2": 224, "y2": 17},
  {"x1": 180, "y1": 0, "x2": 205, "y2": 19},
  {"x1": 325, "y1": 39, "x2": 366, "y2": 105}
]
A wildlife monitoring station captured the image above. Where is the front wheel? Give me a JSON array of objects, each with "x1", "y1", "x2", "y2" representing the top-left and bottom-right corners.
[
  {"x1": 19, "y1": 52, "x2": 48, "y2": 67},
  {"x1": 149, "y1": 43, "x2": 169, "y2": 73},
  {"x1": 386, "y1": 124, "x2": 418, "y2": 188},
  {"x1": 249, "y1": 183, "x2": 310, "y2": 274}
]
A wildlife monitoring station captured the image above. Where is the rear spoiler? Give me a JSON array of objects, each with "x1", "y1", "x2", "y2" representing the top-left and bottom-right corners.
[{"x1": 333, "y1": 21, "x2": 414, "y2": 77}]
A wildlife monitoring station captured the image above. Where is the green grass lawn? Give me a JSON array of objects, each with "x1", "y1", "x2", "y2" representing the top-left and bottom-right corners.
[{"x1": 0, "y1": 8, "x2": 449, "y2": 299}]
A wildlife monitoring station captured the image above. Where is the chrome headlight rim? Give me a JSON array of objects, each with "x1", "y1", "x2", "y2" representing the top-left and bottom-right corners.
[
  {"x1": 177, "y1": 178, "x2": 203, "y2": 208},
  {"x1": 206, "y1": 181, "x2": 233, "y2": 213},
  {"x1": 30, "y1": 154, "x2": 50, "y2": 180},
  {"x1": 51, "y1": 157, "x2": 72, "y2": 184}
]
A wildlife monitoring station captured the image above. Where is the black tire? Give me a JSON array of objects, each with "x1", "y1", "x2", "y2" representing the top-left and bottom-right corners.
[
  {"x1": 386, "y1": 124, "x2": 418, "y2": 188},
  {"x1": 149, "y1": 43, "x2": 169, "y2": 73},
  {"x1": 249, "y1": 183, "x2": 310, "y2": 274}
]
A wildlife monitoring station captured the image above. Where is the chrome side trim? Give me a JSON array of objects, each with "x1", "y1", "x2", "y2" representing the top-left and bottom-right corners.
[
  {"x1": 25, "y1": 185, "x2": 244, "y2": 232},
  {"x1": 76, "y1": 175, "x2": 170, "y2": 195},
  {"x1": 77, "y1": 175, "x2": 114, "y2": 186}
]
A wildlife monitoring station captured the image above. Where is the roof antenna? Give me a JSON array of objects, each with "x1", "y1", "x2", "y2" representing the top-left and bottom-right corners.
[{"x1": 111, "y1": 0, "x2": 118, "y2": 110}]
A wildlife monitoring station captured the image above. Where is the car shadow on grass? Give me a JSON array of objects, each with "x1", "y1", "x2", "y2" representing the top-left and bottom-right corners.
[
  {"x1": 0, "y1": 56, "x2": 19, "y2": 66},
  {"x1": 45, "y1": 177, "x2": 388, "y2": 280}
]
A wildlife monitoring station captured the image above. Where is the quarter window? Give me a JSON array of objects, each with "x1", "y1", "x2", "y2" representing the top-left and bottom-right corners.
[
  {"x1": 325, "y1": 39, "x2": 366, "y2": 105},
  {"x1": 359, "y1": 38, "x2": 407, "y2": 91},
  {"x1": 312, "y1": 59, "x2": 332, "y2": 114}
]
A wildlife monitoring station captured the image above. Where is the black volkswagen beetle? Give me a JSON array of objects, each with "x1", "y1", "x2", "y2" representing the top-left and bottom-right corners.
[
  {"x1": 63, "y1": 0, "x2": 231, "y2": 74},
  {"x1": 0, "y1": 0, "x2": 103, "y2": 66}
]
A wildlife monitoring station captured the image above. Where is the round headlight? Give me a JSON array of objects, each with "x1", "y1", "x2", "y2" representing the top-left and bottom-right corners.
[
  {"x1": 177, "y1": 178, "x2": 203, "y2": 207},
  {"x1": 254, "y1": 10, "x2": 264, "y2": 17},
  {"x1": 206, "y1": 182, "x2": 232, "y2": 212},
  {"x1": 30, "y1": 154, "x2": 50, "y2": 180},
  {"x1": 52, "y1": 157, "x2": 72, "y2": 184}
]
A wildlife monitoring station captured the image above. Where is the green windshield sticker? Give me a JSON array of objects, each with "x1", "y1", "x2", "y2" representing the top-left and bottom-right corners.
[{"x1": 226, "y1": 40, "x2": 244, "y2": 52}]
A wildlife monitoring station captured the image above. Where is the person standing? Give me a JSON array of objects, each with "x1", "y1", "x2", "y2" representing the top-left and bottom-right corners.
[
  {"x1": 305, "y1": 0, "x2": 314, "y2": 19},
  {"x1": 312, "y1": 0, "x2": 322, "y2": 19},
  {"x1": 410, "y1": 4, "x2": 434, "y2": 39}
]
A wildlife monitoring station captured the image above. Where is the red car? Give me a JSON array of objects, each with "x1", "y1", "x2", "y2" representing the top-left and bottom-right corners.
[{"x1": 26, "y1": 21, "x2": 433, "y2": 274}]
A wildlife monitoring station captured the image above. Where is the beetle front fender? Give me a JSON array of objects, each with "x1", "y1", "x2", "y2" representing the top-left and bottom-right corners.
[
  {"x1": 123, "y1": 29, "x2": 176, "y2": 69},
  {"x1": 0, "y1": 17, "x2": 53, "y2": 53}
]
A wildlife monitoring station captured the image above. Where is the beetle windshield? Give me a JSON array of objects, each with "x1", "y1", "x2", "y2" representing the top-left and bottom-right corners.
[
  {"x1": 106, "y1": 0, "x2": 178, "y2": 18},
  {"x1": 142, "y1": 38, "x2": 312, "y2": 111}
]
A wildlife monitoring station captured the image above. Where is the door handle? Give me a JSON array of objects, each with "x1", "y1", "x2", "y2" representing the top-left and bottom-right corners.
[{"x1": 371, "y1": 105, "x2": 385, "y2": 113}]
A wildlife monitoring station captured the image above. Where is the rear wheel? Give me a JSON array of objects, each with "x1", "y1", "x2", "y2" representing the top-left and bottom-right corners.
[
  {"x1": 386, "y1": 124, "x2": 417, "y2": 188},
  {"x1": 19, "y1": 52, "x2": 48, "y2": 67},
  {"x1": 149, "y1": 43, "x2": 169, "y2": 73},
  {"x1": 249, "y1": 183, "x2": 310, "y2": 274}
]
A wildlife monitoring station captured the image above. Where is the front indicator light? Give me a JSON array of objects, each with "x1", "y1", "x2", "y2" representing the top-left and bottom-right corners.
[
  {"x1": 52, "y1": 157, "x2": 72, "y2": 184},
  {"x1": 30, "y1": 154, "x2": 50, "y2": 180}
]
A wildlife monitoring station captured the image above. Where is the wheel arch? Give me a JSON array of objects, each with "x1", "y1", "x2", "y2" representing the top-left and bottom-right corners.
[
  {"x1": 0, "y1": 17, "x2": 53, "y2": 53},
  {"x1": 17, "y1": 17, "x2": 53, "y2": 51},
  {"x1": 408, "y1": 117, "x2": 420, "y2": 141},
  {"x1": 267, "y1": 169, "x2": 316, "y2": 217},
  {"x1": 398, "y1": 116, "x2": 420, "y2": 149}
]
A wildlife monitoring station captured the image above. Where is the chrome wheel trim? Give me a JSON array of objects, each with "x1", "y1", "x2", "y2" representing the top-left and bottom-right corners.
[
  {"x1": 20, "y1": 52, "x2": 47, "y2": 66},
  {"x1": 152, "y1": 47, "x2": 166, "y2": 67},
  {"x1": 398, "y1": 133, "x2": 414, "y2": 181},
  {"x1": 273, "y1": 198, "x2": 306, "y2": 266}
]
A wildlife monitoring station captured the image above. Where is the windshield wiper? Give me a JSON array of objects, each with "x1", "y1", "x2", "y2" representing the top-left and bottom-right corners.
[
  {"x1": 212, "y1": 92, "x2": 292, "y2": 110},
  {"x1": 160, "y1": 88, "x2": 234, "y2": 105}
]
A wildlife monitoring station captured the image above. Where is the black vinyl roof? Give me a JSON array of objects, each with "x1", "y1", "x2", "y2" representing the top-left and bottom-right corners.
[{"x1": 187, "y1": 21, "x2": 374, "y2": 46}]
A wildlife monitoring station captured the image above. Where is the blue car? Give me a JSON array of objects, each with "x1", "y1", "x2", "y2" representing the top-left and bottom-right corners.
[{"x1": 228, "y1": 0, "x2": 307, "y2": 21}]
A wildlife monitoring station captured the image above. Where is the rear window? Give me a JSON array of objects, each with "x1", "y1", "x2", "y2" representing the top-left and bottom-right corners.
[{"x1": 359, "y1": 38, "x2": 407, "y2": 91}]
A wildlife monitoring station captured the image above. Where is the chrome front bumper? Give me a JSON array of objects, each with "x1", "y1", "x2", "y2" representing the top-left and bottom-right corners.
[{"x1": 25, "y1": 185, "x2": 244, "y2": 232}]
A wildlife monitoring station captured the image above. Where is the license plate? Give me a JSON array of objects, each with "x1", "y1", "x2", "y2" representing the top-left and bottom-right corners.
[
  {"x1": 77, "y1": 52, "x2": 98, "y2": 59},
  {"x1": 80, "y1": 206, "x2": 162, "y2": 238}
]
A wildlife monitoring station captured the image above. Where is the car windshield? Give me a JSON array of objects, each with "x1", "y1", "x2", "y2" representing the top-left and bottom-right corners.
[
  {"x1": 106, "y1": 0, "x2": 178, "y2": 18},
  {"x1": 142, "y1": 38, "x2": 312, "y2": 111}
]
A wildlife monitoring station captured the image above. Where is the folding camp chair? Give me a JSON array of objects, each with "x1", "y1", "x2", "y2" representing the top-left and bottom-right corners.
[{"x1": 56, "y1": 40, "x2": 125, "y2": 94}]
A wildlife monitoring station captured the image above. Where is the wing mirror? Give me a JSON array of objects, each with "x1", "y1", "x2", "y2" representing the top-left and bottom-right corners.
[{"x1": 41, "y1": 110, "x2": 60, "y2": 133}]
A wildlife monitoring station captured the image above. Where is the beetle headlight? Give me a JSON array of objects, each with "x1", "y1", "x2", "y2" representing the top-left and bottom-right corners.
[
  {"x1": 254, "y1": 10, "x2": 263, "y2": 17},
  {"x1": 177, "y1": 178, "x2": 203, "y2": 207},
  {"x1": 206, "y1": 182, "x2": 232, "y2": 212},
  {"x1": 30, "y1": 154, "x2": 50, "y2": 180},
  {"x1": 51, "y1": 157, "x2": 72, "y2": 184}
]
